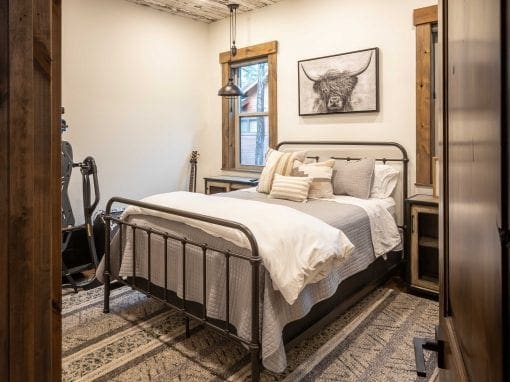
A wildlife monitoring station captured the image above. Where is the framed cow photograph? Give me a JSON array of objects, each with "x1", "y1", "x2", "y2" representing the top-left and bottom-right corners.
[{"x1": 298, "y1": 47, "x2": 379, "y2": 115}]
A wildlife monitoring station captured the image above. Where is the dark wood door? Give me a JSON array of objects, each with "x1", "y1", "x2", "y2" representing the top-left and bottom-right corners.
[
  {"x1": 439, "y1": 0, "x2": 507, "y2": 380},
  {"x1": 0, "y1": 0, "x2": 61, "y2": 380}
]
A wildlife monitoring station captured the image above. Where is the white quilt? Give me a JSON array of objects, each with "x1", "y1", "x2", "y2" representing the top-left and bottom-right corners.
[
  {"x1": 121, "y1": 191, "x2": 354, "y2": 305},
  {"x1": 328, "y1": 195, "x2": 401, "y2": 256},
  {"x1": 239, "y1": 187, "x2": 401, "y2": 257}
]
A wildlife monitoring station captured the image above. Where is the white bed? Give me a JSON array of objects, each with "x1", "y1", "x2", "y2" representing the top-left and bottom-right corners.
[{"x1": 98, "y1": 190, "x2": 401, "y2": 372}]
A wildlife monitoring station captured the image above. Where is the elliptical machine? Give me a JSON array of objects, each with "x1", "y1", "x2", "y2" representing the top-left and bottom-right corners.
[{"x1": 61, "y1": 116, "x2": 101, "y2": 292}]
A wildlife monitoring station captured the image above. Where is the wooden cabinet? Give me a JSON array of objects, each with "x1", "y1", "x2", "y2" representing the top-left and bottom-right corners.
[
  {"x1": 204, "y1": 176, "x2": 259, "y2": 195},
  {"x1": 406, "y1": 195, "x2": 439, "y2": 293}
]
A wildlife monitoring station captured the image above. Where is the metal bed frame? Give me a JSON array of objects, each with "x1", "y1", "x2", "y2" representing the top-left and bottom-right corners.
[{"x1": 102, "y1": 141, "x2": 408, "y2": 382}]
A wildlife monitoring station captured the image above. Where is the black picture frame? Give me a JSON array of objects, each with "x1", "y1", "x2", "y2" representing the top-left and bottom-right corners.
[{"x1": 298, "y1": 47, "x2": 380, "y2": 116}]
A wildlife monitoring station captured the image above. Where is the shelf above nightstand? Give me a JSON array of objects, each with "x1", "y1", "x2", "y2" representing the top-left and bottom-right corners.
[{"x1": 418, "y1": 236, "x2": 439, "y2": 248}]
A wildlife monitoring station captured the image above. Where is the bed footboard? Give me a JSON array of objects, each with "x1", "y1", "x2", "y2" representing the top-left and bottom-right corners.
[{"x1": 102, "y1": 196, "x2": 262, "y2": 381}]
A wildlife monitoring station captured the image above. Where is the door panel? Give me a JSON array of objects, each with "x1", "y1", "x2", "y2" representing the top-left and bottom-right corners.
[
  {"x1": 0, "y1": 0, "x2": 62, "y2": 380},
  {"x1": 440, "y1": 0, "x2": 504, "y2": 381}
]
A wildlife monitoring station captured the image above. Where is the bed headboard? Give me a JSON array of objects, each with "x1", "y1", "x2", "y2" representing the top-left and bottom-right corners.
[{"x1": 275, "y1": 141, "x2": 409, "y2": 229}]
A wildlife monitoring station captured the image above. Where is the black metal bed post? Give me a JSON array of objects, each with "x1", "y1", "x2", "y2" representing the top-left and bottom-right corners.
[
  {"x1": 181, "y1": 239, "x2": 191, "y2": 338},
  {"x1": 251, "y1": 253, "x2": 260, "y2": 381},
  {"x1": 242, "y1": 231, "x2": 261, "y2": 382},
  {"x1": 103, "y1": 200, "x2": 113, "y2": 314},
  {"x1": 402, "y1": 155, "x2": 409, "y2": 258}
]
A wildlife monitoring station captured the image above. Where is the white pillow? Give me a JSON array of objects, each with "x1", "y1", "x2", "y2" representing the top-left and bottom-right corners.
[
  {"x1": 269, "y1": 174, "x2": 312, "y2": 202},
  {"x1": 370, "y1": 164, "x2": 400, "y2": 198}
]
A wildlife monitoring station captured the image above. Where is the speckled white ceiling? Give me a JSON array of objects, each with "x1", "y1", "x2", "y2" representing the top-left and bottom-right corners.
[{"x1": 125, "y1": 0, "x2": 284, "y2": 23}]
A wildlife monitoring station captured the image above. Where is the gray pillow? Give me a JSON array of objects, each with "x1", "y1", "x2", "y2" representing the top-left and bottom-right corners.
[{"x1": 333, "y1": 158, "x2": 375, "y2": 199}]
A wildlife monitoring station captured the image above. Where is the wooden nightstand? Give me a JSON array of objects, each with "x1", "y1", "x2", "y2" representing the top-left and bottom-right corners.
[
  {"x1": 204, "y1": 176, "x2": 259, "y2": 195},
  {"x1": 405, "y1": 194, "x2": 439, "y2": 294}
]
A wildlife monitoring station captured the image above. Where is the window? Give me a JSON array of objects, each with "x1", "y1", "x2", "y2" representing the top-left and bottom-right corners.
[
  {"x1": 235, "y1": 59, "x2": 269, "y2": 167},
  {"x1": 220, "y1": 41, "x2": 277, "y2": 171}
]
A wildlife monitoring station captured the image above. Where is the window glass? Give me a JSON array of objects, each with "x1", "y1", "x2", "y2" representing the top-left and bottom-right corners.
[
  {"x1": 238, "y1": 62, "x2": 268, "y2": 113},
  {"x1": 239, "y1": 116, "x2": 269, "y2": 166},
  {"x1": 235, "y1": 60, "x2": 269, "y2": 167}
]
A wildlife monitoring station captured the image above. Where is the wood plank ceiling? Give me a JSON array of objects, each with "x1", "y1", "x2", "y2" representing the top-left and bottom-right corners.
[{"x1": 125, "y1": 0, "x2": 284, "y2": 23}]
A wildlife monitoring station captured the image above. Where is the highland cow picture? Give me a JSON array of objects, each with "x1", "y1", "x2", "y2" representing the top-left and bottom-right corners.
[{"x1": 298, "y1": 48, "x2": 379, "y2": 115}]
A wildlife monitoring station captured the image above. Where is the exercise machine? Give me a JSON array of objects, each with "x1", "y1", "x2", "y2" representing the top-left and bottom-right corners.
[{"x1": 61, "y1": 117, "x2": 101, "y2": 292}]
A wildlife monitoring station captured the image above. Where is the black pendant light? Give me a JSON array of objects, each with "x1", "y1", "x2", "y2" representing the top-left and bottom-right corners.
[{"x1": 218, "y1": 3, "x2": 245, "y2": 97}]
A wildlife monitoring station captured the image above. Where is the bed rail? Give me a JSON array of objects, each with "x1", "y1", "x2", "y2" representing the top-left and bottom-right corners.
[{"x1": 102, "y1": 196, "x2": 262, "y2": 381}]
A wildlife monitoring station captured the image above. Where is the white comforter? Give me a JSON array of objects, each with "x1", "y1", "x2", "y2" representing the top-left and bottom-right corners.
[
  {"x1": 327, "y1": 195, "x2": 401, "y2": 256},
  {"x1": 121, "y1": 191, "x2": 354, "y2": 305},
  {"x1": 240, "y1": 187, "x2": 401, "y2": 257}
]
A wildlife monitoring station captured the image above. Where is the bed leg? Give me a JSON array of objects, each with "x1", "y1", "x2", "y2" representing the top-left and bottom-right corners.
[
  {"x1": 103, "y1": 271, "x2": 110, "y2": 314},
  {"x1": 185, "y1": 316, "x2": 190, "y2": 338},
  {"x1": 251, "y1": 348, "x2": 260, "y2": 382},
  {"x1": 103, "y1": 210, "x2": 111, "y2": 314}
]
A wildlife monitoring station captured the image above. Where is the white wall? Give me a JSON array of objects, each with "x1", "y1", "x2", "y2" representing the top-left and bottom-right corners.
[
  {"x1": 198, "y1": 0, "x2": 437, "y2": 194},
  {"x1": 63, "y1": 0, "x2": 208, "y2": 221},
  {"x1": 63, "y1": 0, "x2": 437, "y2": 220}
]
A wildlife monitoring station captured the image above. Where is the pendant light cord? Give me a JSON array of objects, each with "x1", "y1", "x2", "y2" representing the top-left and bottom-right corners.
[
  {"x1": 229, "y1": 4, "x2": 237, "y2": 57},
  {"x1": 229, "y1": 6, "x2": 233, "y2": 59},
  {"x1": 229, "y1": 5, "x2": 238, "y2": 106},
  {"x1": 232, "y1": 6, "x2": 236, "y2": 54},
  {"x1": 218, "y1": 4, "x2": 243, "y2": 98}
]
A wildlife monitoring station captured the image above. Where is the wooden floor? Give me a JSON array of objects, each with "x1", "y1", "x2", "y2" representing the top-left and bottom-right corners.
[
  {"x1": 385, "y1": 276, "x2": 438, "y2": 301},
  {"x1": 384, "y1": 276, "x2": 409, "y2": 292}
]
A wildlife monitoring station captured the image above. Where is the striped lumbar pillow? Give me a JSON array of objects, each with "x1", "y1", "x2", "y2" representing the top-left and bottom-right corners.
[
  {"x1": 292, "y1": 159, "x2": 335, "y2": 199},
  {"x1": 257, "y1": 149, "x2": 307, "y2": 193},
  {"x1": 269, "y1": 174, "x2": 312, "y2": 202}
]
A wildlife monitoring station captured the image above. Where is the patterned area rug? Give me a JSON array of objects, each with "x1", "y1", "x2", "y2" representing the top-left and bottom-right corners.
[{"x1": 62, "y1": 286, "x2": 438, "y2": 381}]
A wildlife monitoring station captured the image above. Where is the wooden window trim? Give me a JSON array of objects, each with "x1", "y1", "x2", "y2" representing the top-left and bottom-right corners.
[
  {"x1": 220, "y1": 41, "x2": 278, "y2": 171},
  {"x1": 219, "y1": 40, "x2": 277, "y2": 64},
  {"x1": 413, "y1": 5, "x2": 438, "y2": 26},
  {"x1": 415, "y1": 6, "x2": 438, "y2": 186}
]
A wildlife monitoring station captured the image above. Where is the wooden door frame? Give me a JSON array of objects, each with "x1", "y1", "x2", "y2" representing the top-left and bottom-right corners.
[
  {"x1": 0, "y1": 0, "x2": 61, "y2": 380},
  {"x1": 437, "y1": 1, "x2": 469, "y2": 380},
  {"x1": 504, "y1": 0, "x2": 510, "y2": 377}
]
